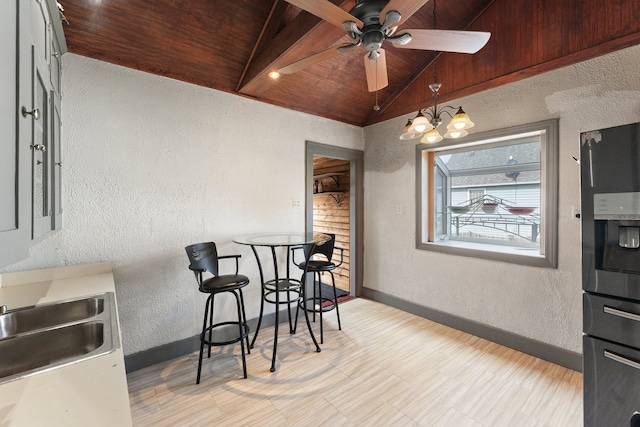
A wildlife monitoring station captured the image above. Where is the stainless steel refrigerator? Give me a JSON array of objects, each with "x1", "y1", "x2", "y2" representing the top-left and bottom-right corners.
[{"x1": 581, "y1": 122, "x2": 640, "y2": 427}]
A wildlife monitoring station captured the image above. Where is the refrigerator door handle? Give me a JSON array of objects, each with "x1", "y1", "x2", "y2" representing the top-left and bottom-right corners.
[
  {"x1": 604, "y1": 350, "x2": 640, "y2": 371},
  {"x1": 604, "y1": 305, "x2": 640, "y2": 322}
]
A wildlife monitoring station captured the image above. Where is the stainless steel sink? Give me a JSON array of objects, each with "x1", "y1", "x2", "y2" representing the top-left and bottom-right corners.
[
  {"x1": 0, "y1": 292, "x2": 120, "y2": 384},
  {"x1": 0, "y1": 295, "x2": 105, "y2": 340}
]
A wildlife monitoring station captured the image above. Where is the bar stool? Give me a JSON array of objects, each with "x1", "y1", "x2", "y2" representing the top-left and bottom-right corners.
[
  {"x1": 185, "y1": 242, "x2": 250, "y2": 384},
  {"x1": 292, "y1": 233, "x2": 344, "y2": 343}
]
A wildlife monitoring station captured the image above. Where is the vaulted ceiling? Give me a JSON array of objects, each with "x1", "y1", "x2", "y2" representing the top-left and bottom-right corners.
[{"x1": 61, "y1": 0, "x2": 640, "y2": 127}]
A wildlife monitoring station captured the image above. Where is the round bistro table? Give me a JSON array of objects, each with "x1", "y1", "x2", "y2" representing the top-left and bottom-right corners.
[{"x1": 233, "y1": 232, "x2": 330, "y2": 372}]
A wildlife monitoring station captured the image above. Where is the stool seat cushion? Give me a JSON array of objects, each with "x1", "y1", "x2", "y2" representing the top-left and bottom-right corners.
[
  {"x1": 201, "y1": 274, "x2": 249, "y2": 292},
  {"x1": 300, "y1": 260, "x2": 336, "y2": 271}
]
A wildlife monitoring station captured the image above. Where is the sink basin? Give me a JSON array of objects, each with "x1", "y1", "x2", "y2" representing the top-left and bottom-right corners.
[
  {"x1": 0, "y1": 295, "x2": 105, "y2": 340},
  {"x1": 0, "y1": 292, "x2": 119, "y2": 384},
  {"x1": 0, "y1": 321, "x2": 107, "y2": 380}
]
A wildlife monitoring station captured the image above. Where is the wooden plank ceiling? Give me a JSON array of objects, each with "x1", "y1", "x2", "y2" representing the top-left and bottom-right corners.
[{"x1": 61, "y1": 0, "x2": 640, "y2": 127}]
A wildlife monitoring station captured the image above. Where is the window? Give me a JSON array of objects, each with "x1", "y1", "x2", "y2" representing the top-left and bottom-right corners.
[
  {"x1": 416, "y1": 119, "x2": 558, "y2": 267},
  {"x1": 468, "y1": 188, "x2": 486, "y2": 204}
]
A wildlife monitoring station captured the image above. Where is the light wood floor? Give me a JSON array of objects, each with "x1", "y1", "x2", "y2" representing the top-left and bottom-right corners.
[{"x1": 127, "y1": 298, "x2": 583, "y2": 426}]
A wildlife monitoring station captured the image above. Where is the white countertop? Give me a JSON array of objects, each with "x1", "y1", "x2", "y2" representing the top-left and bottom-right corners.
[{"x1": 0, "y1": 263, "x2": 133, "y2": 426}]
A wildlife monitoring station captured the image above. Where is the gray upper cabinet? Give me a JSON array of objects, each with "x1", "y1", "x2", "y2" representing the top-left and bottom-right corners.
[
  {"x1": 0, "y1": 0, "x2": 30, "y2": 265},
  {"x1": 0, "y1": 0, "x2": 66, "y2": 267}
]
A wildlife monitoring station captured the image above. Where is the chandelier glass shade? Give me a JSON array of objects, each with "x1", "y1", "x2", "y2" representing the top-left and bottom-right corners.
[
  {"x1": 399, "y1": 119, "x2": 423, "y2": 140},
  {"x1": 409, "y1": 112, "x2": 432, "y2": 134},
  {"x1": 443, "y1": 128, "x2": 468, "y2": 139},
  {"x1": 421, "y1": 128, "x2": 443, "y2": 143},
  {"x1": 447, "y1": 107, "x2": 475, "y2": 130}
]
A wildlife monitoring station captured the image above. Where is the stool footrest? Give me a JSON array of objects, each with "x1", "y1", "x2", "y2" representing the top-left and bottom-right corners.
[
  {"x1": 264, "y1": 278, "x2": 302, "y2": 291},
  {"x1": 301, "y1": 297, "x2": 335, "y2": 313},
  {"x1": 264, "y1": 288, "x2": 302, "y2": 305},
  {"x1": 201, "y1": 321, "x2": 250, "y2": 347}
]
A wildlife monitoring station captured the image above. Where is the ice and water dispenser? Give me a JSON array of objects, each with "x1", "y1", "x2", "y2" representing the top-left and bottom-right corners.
[{"x1": 594, "y1": 192, "x2": 640, "y2": 274}]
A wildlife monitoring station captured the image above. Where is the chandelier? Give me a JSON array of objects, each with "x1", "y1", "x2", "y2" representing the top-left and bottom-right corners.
[
  {"x1": 399, "y1": 0, "x2": 475, "y2": 143},
  {"x1": 399, "y1": 74, "x2": 475, "y2": 143}
]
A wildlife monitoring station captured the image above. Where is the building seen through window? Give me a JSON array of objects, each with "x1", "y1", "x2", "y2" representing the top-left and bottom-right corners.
[{"x1": 435, "y1": 139, "x2": 541, "y2": 247}]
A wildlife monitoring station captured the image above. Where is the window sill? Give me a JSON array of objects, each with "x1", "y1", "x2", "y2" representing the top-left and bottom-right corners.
[{"x1": 417, "y1": 239, "x2": 555, "y2": 268}]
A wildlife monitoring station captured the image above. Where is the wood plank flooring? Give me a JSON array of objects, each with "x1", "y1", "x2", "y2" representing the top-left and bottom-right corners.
[{"x1": 127, "y1": 298, "x2": 583, "y2": 426}]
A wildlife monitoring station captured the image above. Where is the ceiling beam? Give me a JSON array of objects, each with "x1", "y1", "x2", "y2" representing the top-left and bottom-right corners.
[
  {"x1": 237, "y1": 0, "x2": 355, "y2": 96},
  {"x1": 235, "y1": 0, "x2": 287, "y2": 92}
]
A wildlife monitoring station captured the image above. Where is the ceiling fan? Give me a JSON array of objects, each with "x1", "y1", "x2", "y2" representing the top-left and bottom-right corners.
[{"x1": 276, "y1": 0, "x2": 491, "y2": 92}]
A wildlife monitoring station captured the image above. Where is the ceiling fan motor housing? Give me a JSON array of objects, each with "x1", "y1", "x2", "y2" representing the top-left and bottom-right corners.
[
  {"x1": 362, "y1": 27, "x2": 384, "y2": 51},
  {"x1": 350, "y1": 0, "x2": 389, "y2": 52}
]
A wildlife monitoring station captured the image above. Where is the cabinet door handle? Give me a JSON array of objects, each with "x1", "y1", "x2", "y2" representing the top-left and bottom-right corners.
[
  {"x1": 604, "y1": 350, "x2": 640, "y2": 371},
  {"x1": 604, "y1": 305, "x2": 640, "y2": 322},
  {"x1": 30, "y1": 144, "x2": 46, "y2": 152},
  {"x1": 21, "y1": 107, "x2": 40, "y2": 120}
]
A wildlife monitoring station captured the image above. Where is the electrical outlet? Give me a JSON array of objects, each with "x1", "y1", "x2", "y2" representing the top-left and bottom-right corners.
[{"x1": 292, "y1": 199, "x2": 301, "y2": 209}]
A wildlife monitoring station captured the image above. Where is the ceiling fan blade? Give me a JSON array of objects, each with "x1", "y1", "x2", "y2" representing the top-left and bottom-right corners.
[
  {"x1": 364, "y1": 49, "x2": 388, "y2": 92},
  {"x1": 284, "y1": 0, "x2": 363, "y2": 29},
  {"x1": 396, "y1": 29, "x2": 491, "y2": 54},
  {"x1": 380, "y1": 0, "x2": 429, "y2": 27},
  {"x1": 278, "y1": 46, "x2": 344, "y2": 75}
]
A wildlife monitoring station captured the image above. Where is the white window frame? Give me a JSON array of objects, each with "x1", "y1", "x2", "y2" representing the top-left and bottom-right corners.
[{"x1": 415, "y1": 119, "x2": 559, "y2": 268}]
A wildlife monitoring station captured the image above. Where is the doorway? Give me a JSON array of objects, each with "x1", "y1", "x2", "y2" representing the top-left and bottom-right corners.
[
  {"x1": 305, "y1": 142, "x2": 363, "y2": 297},
  {"x1": 312, "y1": 156, "x2": 350, "y2": 292}
]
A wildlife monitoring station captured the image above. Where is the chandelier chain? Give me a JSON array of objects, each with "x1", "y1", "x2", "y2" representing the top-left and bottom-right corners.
[
  {"x1": 433, "y1": 0, "x2": 437, "y2": 30},
  {"x1": 433, "y1": 0, "x2": 438, "y2": 83}
]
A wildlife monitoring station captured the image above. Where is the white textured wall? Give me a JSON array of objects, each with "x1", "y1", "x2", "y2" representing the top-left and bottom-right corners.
[
  {"x1": 364, "y1": 45, "x2": 640, "y2": 353},
  {"x1": 5, "y1": 46, "x2": 640, "y2": 358},
  {"x1": 1, "y1": 54, "x2": 363, "y2": 355}
]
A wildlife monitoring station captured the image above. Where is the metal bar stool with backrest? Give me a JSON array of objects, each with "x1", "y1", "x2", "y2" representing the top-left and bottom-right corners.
[
  {"x1": 292, "y1": 233, "x2": 343, "y2": 343},
  {"x1": 185, "y1": 242, "x2": 251, "y2": 384}
]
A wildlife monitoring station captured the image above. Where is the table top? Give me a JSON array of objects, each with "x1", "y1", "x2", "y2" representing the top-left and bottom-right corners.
[{"x1": 233, "y1": 232, "x2": 330, "y2": 247}]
